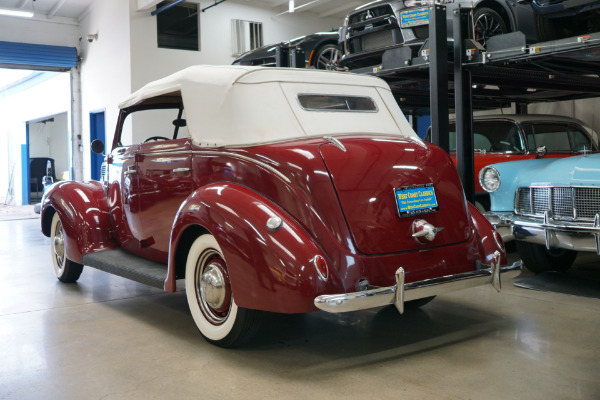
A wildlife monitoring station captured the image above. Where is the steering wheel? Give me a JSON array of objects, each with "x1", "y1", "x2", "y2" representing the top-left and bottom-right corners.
[{"x1": 144, "y1": 136, "x2": 170, "y2": 143}]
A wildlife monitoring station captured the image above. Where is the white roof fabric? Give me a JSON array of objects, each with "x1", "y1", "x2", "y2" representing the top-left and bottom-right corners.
[{"x1": 120, "y1": 65, "x2": 419, "y2": 146}]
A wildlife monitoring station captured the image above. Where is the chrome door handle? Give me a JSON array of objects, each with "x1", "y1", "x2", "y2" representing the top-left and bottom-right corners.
[
  {"x1": 172, "y1": 168, "x2": 190, "y2": 173},
  {"x1": 124, "y1": 169, "x2": 137, "y2": 175}
]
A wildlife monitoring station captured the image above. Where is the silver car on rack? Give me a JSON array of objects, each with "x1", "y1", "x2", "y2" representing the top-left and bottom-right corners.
[{"x1": 338, "y1": 0, "x2": 600, "y2": 70}]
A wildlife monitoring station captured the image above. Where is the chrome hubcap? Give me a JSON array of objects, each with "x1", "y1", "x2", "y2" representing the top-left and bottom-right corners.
[
  {"x1": 195, "y1": 250, "x2": 231, "y2": 325},
  {"x1": 53, "y1": 220, "x2": 65, "y2": 269},
  {"x1": 200, "y1": 263, "x2": 226, "y2": 309}
]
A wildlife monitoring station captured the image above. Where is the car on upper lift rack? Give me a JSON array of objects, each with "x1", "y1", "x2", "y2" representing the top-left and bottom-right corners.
[
  {"x1": 40, "y1": 65, "x2": 520, "y2": 348},
  {"x1": 232, "y1": 31, "x2": 342, "y2": 70},
  {"x1": 338, "y1": 0, "x2": 600, "y2": 70}
]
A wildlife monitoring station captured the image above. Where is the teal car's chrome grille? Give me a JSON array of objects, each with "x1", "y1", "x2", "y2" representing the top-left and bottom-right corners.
[{"x1": 515, "y1": 187, "x2": 600, "y2": 221}]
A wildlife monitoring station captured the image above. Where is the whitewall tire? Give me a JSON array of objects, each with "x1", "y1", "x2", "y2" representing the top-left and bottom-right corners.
[
  {"x1": 185, "y1": 234, "x2": 261, "y2": 347},
  {"x1": 50, "y1": 213, "x2": 84, "y2": 283}
]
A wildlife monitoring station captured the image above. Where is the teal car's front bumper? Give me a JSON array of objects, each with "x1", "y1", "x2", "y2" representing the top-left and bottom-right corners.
[{"x1": 485, "y1": 211, "x2": 600, "y2": 255}]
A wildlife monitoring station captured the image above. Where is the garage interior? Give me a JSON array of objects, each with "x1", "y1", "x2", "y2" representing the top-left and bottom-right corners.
[{"x1": 1, "y1": 0, "x2": 599, "y2": 399}]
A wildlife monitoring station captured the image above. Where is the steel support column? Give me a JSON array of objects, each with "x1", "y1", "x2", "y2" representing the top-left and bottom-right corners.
[
  {"x1": 429, "y1": 4, "x2": 449, "y2": 153},
  {"x1": 453, "y1": 7, "x2": 474, "y2": 204}
]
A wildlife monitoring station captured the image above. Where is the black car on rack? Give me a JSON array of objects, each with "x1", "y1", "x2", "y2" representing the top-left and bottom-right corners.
[
  {"x1": 339, "y1": 0, "x2": 600, "y2": 70},
  {"x1": 232, "y1": 31, "x2": 342, "y2": 70}
]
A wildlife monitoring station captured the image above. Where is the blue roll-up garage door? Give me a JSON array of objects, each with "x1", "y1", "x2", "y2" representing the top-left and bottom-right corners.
[{"x1": 0, "y1": 41, "x2": 77, "y2": 71}]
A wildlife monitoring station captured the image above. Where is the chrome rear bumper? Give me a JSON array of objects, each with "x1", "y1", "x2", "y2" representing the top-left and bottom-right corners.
[{"x1": 314, "y1": 251, "x2": 522, "y2": 314}]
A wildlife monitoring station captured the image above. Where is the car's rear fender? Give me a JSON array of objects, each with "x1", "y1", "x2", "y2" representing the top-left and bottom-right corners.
[
  {"x1": 167, "y1": 183, "x2": 345, "y2": 313},
  {"x1": 468, "y1": 202, "x2": 507, "y2": 265},
  {"x1": 41, "y1": 181, "x2": 116, "y2": 263}
]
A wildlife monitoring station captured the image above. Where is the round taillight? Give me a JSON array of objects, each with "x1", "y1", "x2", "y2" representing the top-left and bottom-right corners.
[{"x1": 313, "y1": 255, "x2": 329, "y2": 282}]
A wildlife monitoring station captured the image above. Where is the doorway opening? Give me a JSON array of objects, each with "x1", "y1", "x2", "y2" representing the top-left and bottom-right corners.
[{"x1": 26, "y1": 112, "x2": 69, "y2": 204}]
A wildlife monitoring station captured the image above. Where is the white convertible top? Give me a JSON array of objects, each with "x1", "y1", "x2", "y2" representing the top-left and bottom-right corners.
[{"x1": 120, "y1": 65, "x2": 418, "y2": 146}]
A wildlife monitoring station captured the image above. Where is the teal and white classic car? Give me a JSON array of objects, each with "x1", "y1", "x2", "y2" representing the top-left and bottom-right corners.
[{"x1": 480, "y1": 154, "x2": 600, "y2": 273}]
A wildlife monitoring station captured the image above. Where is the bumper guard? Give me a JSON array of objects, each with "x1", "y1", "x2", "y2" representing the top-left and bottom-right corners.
[
  {"x1": 314, "y1": 251, "x2": 522, "y2": 314},
  {"x1": 485, "y1": 211, "x2": 600, "y2": 255}
]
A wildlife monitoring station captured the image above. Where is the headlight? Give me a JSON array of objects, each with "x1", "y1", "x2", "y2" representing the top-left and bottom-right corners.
[{"x1": 479, "y1": 166, "x2": 500, "y2": 192}]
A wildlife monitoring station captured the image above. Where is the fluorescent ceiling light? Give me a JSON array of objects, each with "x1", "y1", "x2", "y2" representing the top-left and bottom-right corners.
[
  {"x1": 0, "y1": 8, "x2": 34, "y2": 18},
  {"x1": 289, "y1": 0, "x2": 294, "y2": 13},
  {"x1": 355, "y1": 0, "x2": 382, "y2": 10}
]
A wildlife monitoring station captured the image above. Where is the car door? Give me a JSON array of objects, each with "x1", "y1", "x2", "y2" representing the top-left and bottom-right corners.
[
  {"x1": 107, "y1": 143, "x2": 144, "y2": 254},
  {"x1": 134, "y1": 138, "x2": 193, "y2": 263}
]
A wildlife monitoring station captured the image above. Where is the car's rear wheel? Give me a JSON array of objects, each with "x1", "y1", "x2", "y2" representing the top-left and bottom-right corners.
[
  {"x1": 185, "y1": 234, "x2": 262, "y2": 347},
  {"x1": 50, "y1": 213, "x2": 84, "y2": 283},
  {"x1": 516, "y1": 241, "x2": 577, "y2": 273},
  {"x1": 314, "y1": 44, "x2": 342, "y2": 70},
  {"x1": 473, "y1": 8, "x2": 508, "y2": 48}
]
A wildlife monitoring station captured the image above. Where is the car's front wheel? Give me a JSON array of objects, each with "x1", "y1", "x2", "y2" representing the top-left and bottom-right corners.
[
  {"x1": 314, "y1": 44, "x2": 342, "y2": 70},
  {"x1": 185, "y1": 234, "x2": 262, "y2": 347},
  {"x1": 516, "y1": 241, "x2": 577, "y2": 273},
  {"x1": 473, "y1": 8, "x2": 508, "y2": 48},
  {"x1": 50, "y1": 213, "x2": 84, "y2": 283}
]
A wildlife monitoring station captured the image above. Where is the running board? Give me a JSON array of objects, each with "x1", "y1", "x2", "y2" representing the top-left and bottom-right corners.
[{"x1": 82, "y1": 249, "x2": 167, "y2": 289}]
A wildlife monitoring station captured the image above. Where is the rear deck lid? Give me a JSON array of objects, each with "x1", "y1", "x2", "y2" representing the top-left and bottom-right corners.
[{"x1": 319, "y1": 136, "x2": 472, "y2": 254}]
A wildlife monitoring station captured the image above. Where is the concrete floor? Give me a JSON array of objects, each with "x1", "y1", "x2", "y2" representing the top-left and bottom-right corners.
[{"x1": 1, "y1": 217, "x2": 599, "y2": 400}]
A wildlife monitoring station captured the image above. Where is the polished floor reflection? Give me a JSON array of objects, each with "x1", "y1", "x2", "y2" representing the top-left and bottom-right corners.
[{"x1": 1, "y1": 218, "x2": 599, "y2": 399}]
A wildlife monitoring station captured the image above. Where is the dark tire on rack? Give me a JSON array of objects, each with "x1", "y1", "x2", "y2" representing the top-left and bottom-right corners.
[
  {"x1": 516, "y1": 241, "x2": 577, "y2": 273},
  {"x1": 50, "y1": 213, "x2": 84, "y2": 283},
  {"x1": 473, "y1": 7, "x2": 508, "y2": 48}
]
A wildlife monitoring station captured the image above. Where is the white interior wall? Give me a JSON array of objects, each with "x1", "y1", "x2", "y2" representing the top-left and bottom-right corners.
[
  {"x1": 128, "y1": 0, "x2": 343, "y2": 91},
  {"x1": 0, "y1": 73, "x2": 71, "y2": 205},
  {"x1": 0, "y1": 15, "x2": 80, "y2": 47},
  {"x1": 529, "y1": 99, "x2": 600, "y2": 136},
  {"x1": 79, "y1": 0, "x2": 133, "y2": 180},
  {"x1": 28, "y1": 112, "x2": 70, "y2": 177}
]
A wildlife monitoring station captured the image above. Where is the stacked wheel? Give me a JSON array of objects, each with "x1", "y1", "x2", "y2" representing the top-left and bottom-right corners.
[{"x1": 473, "y1": 8, "x2": 508, "y2": 48}]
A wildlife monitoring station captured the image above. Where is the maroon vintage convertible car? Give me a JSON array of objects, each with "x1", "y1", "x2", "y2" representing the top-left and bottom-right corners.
[{"x1": 41, "y1": 65, "x2": 521, "y2": 347}]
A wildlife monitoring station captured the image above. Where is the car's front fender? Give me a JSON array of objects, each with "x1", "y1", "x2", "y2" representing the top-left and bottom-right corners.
[
  {"x1": 41, "y1": 181, "x2": 116, "y2": 263},
  {"x1": 167, "y1": 183, "x2": 345, "y2": 313}
]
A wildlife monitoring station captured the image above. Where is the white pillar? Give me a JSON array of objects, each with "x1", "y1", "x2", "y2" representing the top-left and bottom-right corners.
[{"x1": 70, "y1": 65, "x2": 83, "y2": 182}]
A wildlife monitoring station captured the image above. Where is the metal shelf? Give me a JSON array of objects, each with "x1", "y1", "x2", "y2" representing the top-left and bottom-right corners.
[
  {"x1": 370, "y1": 32, "x2": 600, "y2": 111},
  {"x1": 355, "y1": 7, "x2": 600, "y2": 204}
]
